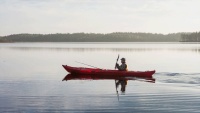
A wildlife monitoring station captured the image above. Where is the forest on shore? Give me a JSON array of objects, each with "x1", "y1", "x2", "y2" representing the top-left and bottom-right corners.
[
  {"x1": 0, "y1": 32, "x2": 199, "y2": 42},
  {"x1": 180, "y1": 32, "x2": 200, "y2": 42}
]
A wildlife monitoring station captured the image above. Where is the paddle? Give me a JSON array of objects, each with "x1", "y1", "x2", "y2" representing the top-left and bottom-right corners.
[
  {"x1": 115, "y1": 55, "x2": 119, "y2": 69},
  {"x1": 115, "y1": 54, "x2": 120, "y2": 101}
]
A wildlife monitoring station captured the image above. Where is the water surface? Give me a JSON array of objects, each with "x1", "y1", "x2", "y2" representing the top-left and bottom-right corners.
[{"x1": 0, "y1": 42, "x2": 200, "y2": 113}]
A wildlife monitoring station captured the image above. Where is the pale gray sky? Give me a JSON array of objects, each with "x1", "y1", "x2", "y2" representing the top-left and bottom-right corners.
[{"x1": 0, "y1": 0, "x2": 200, "y2": 36}]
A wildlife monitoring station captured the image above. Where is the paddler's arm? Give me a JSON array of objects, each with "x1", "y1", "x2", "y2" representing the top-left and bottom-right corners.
[
  {"x1": 116, "y1": 63, "x2": 127, "y2": 71},
  {"x1": 116, "y1": 63, "x2": 124, "y2": 71},
  {"x1": 115, "y1": 63, "x2": 120, "y2": 70}
]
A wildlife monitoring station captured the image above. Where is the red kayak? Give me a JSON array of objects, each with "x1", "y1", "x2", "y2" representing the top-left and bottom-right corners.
[{"x1": 62, "y1": 65, "x2": 155, "y2": 78}]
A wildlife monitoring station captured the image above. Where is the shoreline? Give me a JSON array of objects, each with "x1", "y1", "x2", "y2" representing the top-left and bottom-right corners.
[{"x1": 1, "y1": 41, "x2": 200, "y2": 44}]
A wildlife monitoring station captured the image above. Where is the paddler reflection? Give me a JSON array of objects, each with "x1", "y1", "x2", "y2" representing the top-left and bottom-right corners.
[
  {"x1": 115, "y1": 57, "x2": 128, "y2": 93},
  {"x1": 116, "y1": 79, "x2": 127, "y2": 93}
]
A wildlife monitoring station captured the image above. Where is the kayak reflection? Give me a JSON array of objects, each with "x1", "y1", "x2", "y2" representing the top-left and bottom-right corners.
[
  {"x1": 62, "y1": 74, "x2": 155, "y2": 93},
  {"x1": 63, "y1": 74, "x2": 155, "y2": 82}
]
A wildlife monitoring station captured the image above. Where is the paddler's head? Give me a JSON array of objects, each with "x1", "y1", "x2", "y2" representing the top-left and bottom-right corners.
[{"x1": 121, "y1": 58, "x2": 126, "y2": 63}]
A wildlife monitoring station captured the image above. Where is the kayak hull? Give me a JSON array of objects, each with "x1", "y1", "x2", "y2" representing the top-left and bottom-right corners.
[{"x1": 62, "y1": 65, "x2": 155, "y2": 78}]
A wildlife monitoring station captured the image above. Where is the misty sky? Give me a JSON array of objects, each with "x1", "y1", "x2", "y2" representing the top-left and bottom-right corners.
[{"x1": 0, "y1": 0, "x2": 200, "y2": 36}]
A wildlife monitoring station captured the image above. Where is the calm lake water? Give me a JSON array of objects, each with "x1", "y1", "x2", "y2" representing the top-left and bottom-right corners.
[{"x1": 0, "y1": 42, "x2": 200, "y2": 113}]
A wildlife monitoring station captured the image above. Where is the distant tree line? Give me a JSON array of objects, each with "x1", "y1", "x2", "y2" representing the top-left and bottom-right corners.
[
  {"x1": 0, "y1": 36, "x2": 5, "y2": 42},
  {"x1": 0, "y1": 32, "x2": 182, "y2": 42},
  {"x1": 181, "y1": 32, "x2": 200, "y2": 42}
]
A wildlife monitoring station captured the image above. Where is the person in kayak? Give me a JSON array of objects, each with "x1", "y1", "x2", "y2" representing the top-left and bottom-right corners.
[
  {"x1": 115, "y1": 58, "x2": 127, "y2": 71},
  {"x1": 115, "y1": 58, "x2": 128, "y2": 93}
]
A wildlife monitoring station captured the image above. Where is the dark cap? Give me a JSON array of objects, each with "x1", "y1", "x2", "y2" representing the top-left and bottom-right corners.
[{"x1": 121, "y1": 58, "x2": 125, "y2": 61}]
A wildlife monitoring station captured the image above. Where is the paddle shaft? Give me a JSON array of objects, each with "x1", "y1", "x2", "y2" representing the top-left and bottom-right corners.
[
  {"x1": 115, "y1": 54, "x2": 120, "y2": 101},
  {"x1": 115, "y1": 55, "x2": 119, "y2": 69}
]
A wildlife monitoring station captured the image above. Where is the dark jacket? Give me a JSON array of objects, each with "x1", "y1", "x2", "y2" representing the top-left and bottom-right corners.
[{"x1": 116, "y1": 63, "x2": 127, "y2": 71}]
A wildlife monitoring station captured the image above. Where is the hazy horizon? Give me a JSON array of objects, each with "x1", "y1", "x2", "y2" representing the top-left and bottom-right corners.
[
  {"x1": 0, "y1": 31, "x2": 186, "y2": 37},
  {"x1": 1, "y1": 0, "x2": 200, "y2": 36}
]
